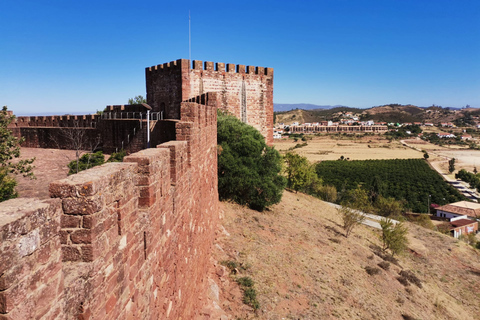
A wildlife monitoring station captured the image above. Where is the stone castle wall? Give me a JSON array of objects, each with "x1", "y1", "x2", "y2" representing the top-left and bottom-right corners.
[
  {"x1": 0, "y1": 95, "x2": 219, "y2": 319},
  {"x1": 146, "y1": 59, "x2": 274, "y2": 144}
]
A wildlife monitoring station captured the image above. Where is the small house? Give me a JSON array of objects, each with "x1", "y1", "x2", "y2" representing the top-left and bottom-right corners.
[
  {"x1": 448, "y1": 219, "x2": 478, "y2": 238},
  {"x1": 435, "y1": 201, "x2": 480, "y2": 238},
  {"x1": 436, "y1": 201, "x2": 480, "y2": 220},
  {"x1": 437, "y1": 132, "x2": 455, "y2": 138}
]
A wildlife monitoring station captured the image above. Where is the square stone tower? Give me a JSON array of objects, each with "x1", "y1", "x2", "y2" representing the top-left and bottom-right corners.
[{"x1": 145, "y1": 59, "x2": 274, "y2": 144}]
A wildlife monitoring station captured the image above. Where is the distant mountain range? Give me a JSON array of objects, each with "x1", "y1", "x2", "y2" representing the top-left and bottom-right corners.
[{"x1": 274, "y1": 103, "x2": 347, "y2": 112}]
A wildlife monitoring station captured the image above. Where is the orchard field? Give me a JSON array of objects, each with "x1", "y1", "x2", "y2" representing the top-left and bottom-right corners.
[{"x1": 315, "y1": 158, "x2": 466, "y2": 213}]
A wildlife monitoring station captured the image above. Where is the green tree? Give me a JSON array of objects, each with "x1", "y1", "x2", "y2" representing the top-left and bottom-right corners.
[
  {"x1": 337, "y1": 206, "x2": 366, "y2": 238},
  {"x1": 448, "y1": 158, "x2": 455, "y2": 173},
  {"x1": 283, "y1": 152, "x2": 319, "y2": 193},
  {"x1": 423, "y1": 152, "x2": 429, "y2": 160},
  {"x1": 0, "y1": 106, "x2": 35, "y2": 201},
  {"x1": 342, "y1": 186, "x2": 372, "y2": 212},
  {"x1": 128, "y1": 95, "x2": 147, "y2": 104},
  {"x1": 374, "y1": 195, "x2": 404, "y2": 218},
  {"x1": 217, "y1": 112, "x2": 286, "y2": 211},
  {"x1": 380, "y1": 218, "x2": 408, "y2": 257},
  {"x1": 317, "y1": 185, "x2": 337, "y2": 202},
  {"x1": 369, "y1": 175, "x2": 386, "y2": 203}
]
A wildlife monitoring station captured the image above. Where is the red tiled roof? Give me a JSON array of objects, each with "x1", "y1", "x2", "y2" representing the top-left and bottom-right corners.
[
  {"x1": 437, "y1": 201, "x2": 480, "y2": 218},
  {"x1": 450, "y1": 219, "x2": 477, "y2": 228}
]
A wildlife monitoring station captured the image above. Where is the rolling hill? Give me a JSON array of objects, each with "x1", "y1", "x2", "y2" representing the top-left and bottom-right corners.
[{"x1": 275, "y1": 104, "x2": 480, "y2": 125}]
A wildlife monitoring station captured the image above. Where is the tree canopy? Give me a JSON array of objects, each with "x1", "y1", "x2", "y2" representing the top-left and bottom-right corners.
[
  {"x1": 128, "y1": 95, "x2": 147, "y2": 104},
  {"x1": 217, "y1": 112, "x2": 286, "y2": 211},
  {"x1": 0, "y1": 106, "x2": 35, "y2": 201},
  {"x1": 283, "y1": 152, "x2": 319, "y2": 193}
]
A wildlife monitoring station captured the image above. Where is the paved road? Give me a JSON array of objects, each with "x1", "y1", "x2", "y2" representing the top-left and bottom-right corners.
[{"x1": 326, "y1": 202, "x2": 399, "y2": 230}]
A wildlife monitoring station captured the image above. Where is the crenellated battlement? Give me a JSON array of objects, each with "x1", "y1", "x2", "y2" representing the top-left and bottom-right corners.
[
  {"x1": 145, "y1": 58, "x2": 274, "y2": 144},
  {"x1": 10, "y1": 114, "x2": 99, "y2": 128},
  {"x1": 105, "y1": 103, "x2": 152, "y2": 113},
  {"x1": 146, "y1": 59, "x2": 273, "y2": 76},
  {"x1": 145, "y1": 59, "x2": 190, "y2": 73}
]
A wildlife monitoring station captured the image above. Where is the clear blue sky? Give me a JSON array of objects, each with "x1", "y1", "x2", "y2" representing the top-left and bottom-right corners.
[{"x1": 1, "y1": 0, "x2": 479, "y2": 115}]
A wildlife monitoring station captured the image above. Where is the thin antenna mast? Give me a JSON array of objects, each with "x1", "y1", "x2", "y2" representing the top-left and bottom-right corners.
[{"x1": 189, "y1": 11, "x2": 191, "y2": 64}]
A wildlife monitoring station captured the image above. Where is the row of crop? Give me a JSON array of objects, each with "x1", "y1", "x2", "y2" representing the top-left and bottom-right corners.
[{"x1": 315, "y1": 159, "x2": 466, "y2": 213}]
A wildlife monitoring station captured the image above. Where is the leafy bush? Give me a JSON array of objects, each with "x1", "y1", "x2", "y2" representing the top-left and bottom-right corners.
[
  {"x1": 243, "y1": 288, "x2": 260, "y2": 310},
  {"x1": 237, "y1": 276, "x2": 254, "y2": 288},
  {"x1": 374, "y1": 196, "x2": 404, "y2": 218},
  {"x1": 0, "y1": 168, "x2": 17, "y2": 201},
  {"x1": 380, "y1": 218, "x2": 409, "y2": 257},
  {"x1": 68, "y1": 151, "x2": 105, "y2": 175},
  {"x1": 341, "y1": 186, "x2": 372, "y2": 212},
  {"x1": 316, "y1": 185, "x2": 337, "y2": 202},
  {"x1": 397, "y1": 276, "x2": 410, "y2": 287},
  {"x1": 218, "y1": 112, "x2": 286, "y2": 211},
  {"x1": 399, "y1": 270, "x2": 422, "y2": 288},
  {"x1": 0, "y1": 106, "x2": 35, "y2": 202},
  {"x1": 365, "y1": 266, "x2": 381, "y2": 275},
  {"x1": 221, "y1": 260, "x2": 238, "y2": 274},
  {"x1": 107, "y1": 149, "x2": 126, "y2": 162},
  {"x1": 407, "y1": 214, "x2": 435, "y2": 230},
  {"x1": 378, "y1": 261, "x2": 390, "y2": 270},
  {"x1": 337, "y1": 206, "x2": 365, "y2": 238},
  {"x1": 236, "y1": 276, "x2": 260, "y2": 310}
]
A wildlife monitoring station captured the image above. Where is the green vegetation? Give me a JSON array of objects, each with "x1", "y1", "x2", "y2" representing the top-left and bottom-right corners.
[
  {"x1": 284, "y1": 152, "x2": 319, "y2": 193},
  {"x1": 455, "y1": 169, "x2": 480, "y2": 192},
  {"x1": 448, "y1": 158, "x2": 456, "y2": 173},
  {"x1": 341, "y1": 185, "x2": 372, "y2": 212},
  {"x1": 337, "y1": 206, "x2": 366, "y2": 238},
  {"x1": 67, "y1": 149, "x2": 125, "y2": 175},
  {"x1": 0, "y1": 106, "x2": 35, "y2": 201},
  {"x1": 237, "y1": 276, "x2": 260, "y2": 310},
  {"x1": 380, "y1": 218, "x2": 409, "y2": 257},
  {"x1": 374, "y1": 196, "x2": 404, "y2": 218},
  {"x1": 217, "y1": 111, "x2": 286, "y2": 211},
  {"x1": 385, "y1": 124, "x2": 422, "y2": 139},
  {"x1": 127, "y1": 95, "x2": 146, "y2": 104},
  {"x1": 315, "y1": 159, "x2": 466, "y2": 213},
  {"x1": 107, "y1": 149, "x2": 127, "y2": 163},
  {"x1": 68, "y1": 151, "x2": 105, "y2": 175}
]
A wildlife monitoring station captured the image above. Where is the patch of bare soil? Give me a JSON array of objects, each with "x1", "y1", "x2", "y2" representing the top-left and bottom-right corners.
[
  {"x1": 213, "y1": 191, "x2": 480, "y2": 319},
  {"x1": 15, "y1": 148, "x2": 79, "y2": 199},
  {"x1": 274, "y1": 135, "x2": 423, "y2": 162}
]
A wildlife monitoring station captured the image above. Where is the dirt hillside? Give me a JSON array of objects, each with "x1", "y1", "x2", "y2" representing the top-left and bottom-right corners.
[{"x1": 212, "y1": 191, "x2": 480, "y2": 319}]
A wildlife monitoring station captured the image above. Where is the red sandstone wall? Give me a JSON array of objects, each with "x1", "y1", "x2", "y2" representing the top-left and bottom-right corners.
[
  {"x1": 0, "y1": 96, "x2": 218, "y2": 319},
  {"x1": 146, "y1": 59, "x2": 274, "y2": 145},
  {"x1": 188, "y1": 60, "x2": 273, "y2": 145},
  {"x1": 0, "y1": 198, "x2": 65, "y2": 319},
  {"x1": 11, "y1": 127, "x2": 101, "y2": 149},
  {"x1": 145, "y1": 60, "x2": 188, "y2": 119}
]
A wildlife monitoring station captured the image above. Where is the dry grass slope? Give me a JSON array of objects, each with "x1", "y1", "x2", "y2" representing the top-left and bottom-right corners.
[{"x1": 214, "y1": 191, "x2": 480, "y2": 320}]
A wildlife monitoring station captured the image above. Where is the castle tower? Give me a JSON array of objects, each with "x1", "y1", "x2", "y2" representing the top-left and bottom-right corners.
[{"x1": 145, "y1": 59, "x2": 274, "y2": 144}]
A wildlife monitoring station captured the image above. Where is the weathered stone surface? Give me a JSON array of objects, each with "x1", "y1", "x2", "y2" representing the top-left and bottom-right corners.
[
  {"x1": 0, "y1": 96, "x2": 219, "y2": 319},
  {"x1": 146, "y1": 59, "x2": 273, "y2": 144}
]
